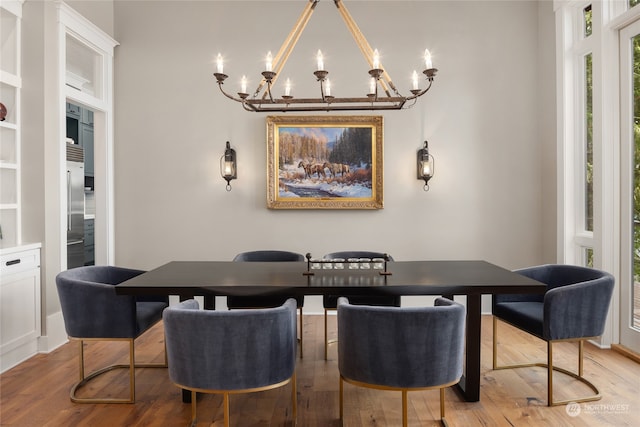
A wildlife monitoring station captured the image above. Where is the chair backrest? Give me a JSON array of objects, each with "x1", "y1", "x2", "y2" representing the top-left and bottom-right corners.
[
  {"x1": 323, "y1": 251, "x2": 394, "y2": 261},
  {"x1": 233, "y1": 250, "x2": 305, "y2": 262},
  {"x1": 539, "y1": 265, "x2": 614, "y2": 340},
  {"x1": 494, "y1": 264, "x2": 615, "y2": 340},
  {"x1": 55, "y1": 265, "x2": 161, "y2": 339},
  {"x1": 163, "y1": 298, "x2": 298, "y2": 391},
  {"x1": 337, "y1": 297, "x2": 465, "y2": 389}
]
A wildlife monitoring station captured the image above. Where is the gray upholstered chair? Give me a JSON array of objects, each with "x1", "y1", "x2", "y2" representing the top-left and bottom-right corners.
[
  {"x1": 55, "y1": 265, "x2": 168, "y2": 403},
  {"x1": 227, "y1": 250, "x2": 306, "y2": 357},
  {"x1": 322, "y1": 251, "x2": 400, "y2": 360},
  {"x1": 163, "y1": 298, "x2": 298, "y2": 427},
  {"x1": 492, "y1": 264, "x2": 615, "y2": 406},
  {"x1": 337, "y1": 297, "x2": 465, "y2": 427}
]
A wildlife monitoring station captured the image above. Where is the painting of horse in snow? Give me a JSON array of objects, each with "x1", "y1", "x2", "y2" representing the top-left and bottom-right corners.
[{"x1": 267, "y1": 115, "x2": 383, "y2": 210}]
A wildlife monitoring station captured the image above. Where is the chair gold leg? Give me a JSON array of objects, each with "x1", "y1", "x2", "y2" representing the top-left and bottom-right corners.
[
  {"x1": 69, "y1": 335, "x2": 167, "y2": 404},
  {"x1": 548, "y1": 341, "x2": 553, "y2": 407},
  {"x1": 78, "y1": 340, "x2": 85, "y2": 381},
  {"x1": 190, "y1": 390, "x2": 197, "y2": 427},
  {"x1": 492, "y1": 316, "x2": 498, "y2": 370},
  {"x1": 292, "y1": 371, "x2": 297, "y2": 426},
  {"x1": 324, "y1": 308, "x2": 328, "y2": 360},
  {"x1": 299, "y1": 307, "x2": 303, "y2": 359},
  {"x1": 224, "y1": 392, "x2": 230, "y2": 427},
  {"x1": 578, "y1": 340, "x2": 584, "y2": 376},
  {"x1": 493, "y1": 318, "x2": 602, "y2": 407},
  {"x1": 402, "y1": 390, "x2": 408, "y2": 427},
  {"x1": 70, "y1": 338, "x2": 136, "y2": 404},
  {"x1": 325, "y1": 308, "x2": 338, "y2": 360},
  {"x1": 439, "y1": 387, "x2": 449, "y2": 427},
  {"x1": 129, "y1": 339, "x2": 135, "y2": 402},
  {"x1": 339, "y1": 376, "x2": 344, "y2": 422}
]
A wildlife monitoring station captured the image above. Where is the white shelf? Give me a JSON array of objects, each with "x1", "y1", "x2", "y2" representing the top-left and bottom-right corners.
[
  {"x1": 0, "y1": 121, "x2": 18, "y2": 130},
  {"x1": 0, "y1": 70, "x2": 21, "y2": 88},
  {"x1": 0, "y1": 1, "x2": 21, "y2": 249}
]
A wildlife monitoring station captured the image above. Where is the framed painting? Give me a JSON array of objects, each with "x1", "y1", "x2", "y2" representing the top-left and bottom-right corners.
[{"x1": 267, "y1": 115, "x2": 383, "y2": 209}]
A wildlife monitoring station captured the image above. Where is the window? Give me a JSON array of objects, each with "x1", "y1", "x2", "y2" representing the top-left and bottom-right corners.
[
  {"x1": 585, "y1": 53, "x2": 594, "y2": 232},
  {"x1": 584, "y1": 4, "x2": 593, "y2": 37}
]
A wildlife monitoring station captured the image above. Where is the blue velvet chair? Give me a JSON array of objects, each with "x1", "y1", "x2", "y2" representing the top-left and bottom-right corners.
[
  {"x1": 492, "y1": 264, "x2": 615, "y2": 406},
  {"x1": 322, "y1": 251, "x2": 399, "y2": 360},
  {"x1": 337, "y1": 297, "x2": 465, "y2": 427},
  {"x1": 226, "y1": 250, "x2": 306, "y2": 357},
  {"x1": 55, "y1": 266, "x2": 169, "y2": 403},
  {"x1": 163, "y1": 298, "x2": 298, "y2": 427}
]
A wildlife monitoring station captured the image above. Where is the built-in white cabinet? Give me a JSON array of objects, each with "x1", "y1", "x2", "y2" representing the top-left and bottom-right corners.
[
  {"x1": 0, "y1": 244, "x2": 41, "y2": 373},
  {"x1": 0, "y1": 1, "x2": 22, "y2": 249}
]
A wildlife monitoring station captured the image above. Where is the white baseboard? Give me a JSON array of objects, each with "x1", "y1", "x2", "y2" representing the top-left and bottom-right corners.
[{"x1": 38, "y1": 310, "x2": 68, "y2": 354}]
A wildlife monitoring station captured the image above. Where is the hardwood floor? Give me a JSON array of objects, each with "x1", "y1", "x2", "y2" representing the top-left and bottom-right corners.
[{"x1": 1, "y1": 314, "x2": 639, "y2": 426}]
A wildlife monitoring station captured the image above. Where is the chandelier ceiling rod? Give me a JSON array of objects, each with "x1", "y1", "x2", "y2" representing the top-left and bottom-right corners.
[
  {"x1": 256, "y1": 0, "x2": 318, "y2": 100},
  {"x1": 213, "y1": 0, "x2": 438, "y2": 112},
  {"x1": 334, "y1": 0, "x2": 395, "y2": 97}
]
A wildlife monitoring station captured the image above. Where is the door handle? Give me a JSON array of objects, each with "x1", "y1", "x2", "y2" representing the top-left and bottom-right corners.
[{"x1": 67, "y1": 170, "x2": 72, "y2": 231}]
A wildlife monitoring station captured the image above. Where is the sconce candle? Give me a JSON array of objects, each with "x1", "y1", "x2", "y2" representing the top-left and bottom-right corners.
[
  {"x1": 285, "y1": 78, "x2": 292, "y2": 96},
  {"x1": 265, "y1": 51, "x2": 273, "y2": 72},
  {"x1": 240, "y1": 75, "x2": 247, "y2": 94},
  {"x1": 417, "y1": 140, "x2": 435, "y2": 191},
  {"x1": 372, "y1": 49, "x2": 380, "y2": 69},
  {"x1": 220, "y1": 141, "x2": 237, "y2": 191},
  {"x1": 216, "y1": 53, "x2": 224, "y2": 74},
  {"x1": 412, "y1": 70, "x2": 419, "y2": 90},
  {"x1": 424, "y1": 49, "x2": 433, "y2": 69},
  {"x1": 317, "y1": 49, "x2": 324, "y2": 71}
]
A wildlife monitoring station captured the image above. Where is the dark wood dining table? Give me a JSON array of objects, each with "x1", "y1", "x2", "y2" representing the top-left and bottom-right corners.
[{"x1": 116, "y1": 260, "x2": 546, "y2": 402}]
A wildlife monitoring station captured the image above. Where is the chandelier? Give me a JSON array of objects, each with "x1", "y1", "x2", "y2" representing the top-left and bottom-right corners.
[{"x1": 213, "y1": 0, "x2": 438, "y2": 113}]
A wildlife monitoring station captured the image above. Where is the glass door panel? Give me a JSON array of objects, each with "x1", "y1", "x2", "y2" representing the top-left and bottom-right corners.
[{"x1": 620, "y1": 21, "x2": 640, "y2": 353}]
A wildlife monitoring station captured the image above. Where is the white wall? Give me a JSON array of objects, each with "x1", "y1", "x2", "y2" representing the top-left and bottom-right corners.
[{"x1": 111, "y1": 1, "x2": 555, "y2": 312}]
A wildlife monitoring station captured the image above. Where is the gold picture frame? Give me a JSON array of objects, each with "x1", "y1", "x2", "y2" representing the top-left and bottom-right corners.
[{"x1": 267, "y1": 115, "x2": 383, "y2": 209}]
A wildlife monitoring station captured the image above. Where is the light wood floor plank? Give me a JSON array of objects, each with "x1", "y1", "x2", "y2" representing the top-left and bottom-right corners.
[{"x1": 1, "y1": 315, "x2": 638, "y2": 426}]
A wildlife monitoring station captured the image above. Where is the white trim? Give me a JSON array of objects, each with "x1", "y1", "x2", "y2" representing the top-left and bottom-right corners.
[
  {"x1": 618, "y1": 17, "x2": 640, "y2": 353},
  {"x1": 598, "y1": 0, "x2": 622, "y2": 349},
  {"x1": 555, "y1": 0, "x2": 624, "y2": 346},
  {"x1": 57, "y1": 2, "x2": 117, "y2": 54},
  {"x1": 57, "y1": 0, "x2": 118, "y2": 268},
  {"x1": 1, "y1": 0, "x2": 23, "y2": 18},
  {"x1": 40, "y1": 0, "x2": 118, "y2": 351}
]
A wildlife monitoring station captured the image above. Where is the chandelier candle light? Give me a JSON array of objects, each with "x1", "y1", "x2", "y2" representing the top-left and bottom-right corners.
[{"x1": 212, "y1": 0, "x2": 438, "y2": 112}]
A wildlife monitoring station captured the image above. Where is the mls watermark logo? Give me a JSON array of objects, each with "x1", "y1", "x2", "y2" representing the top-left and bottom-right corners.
[
  {"x1": 566, "y1": 402, "x2": 581, "y2": 417},
  {"x1": 565, "y1": 401, "x2": 631, "y2": 417}
]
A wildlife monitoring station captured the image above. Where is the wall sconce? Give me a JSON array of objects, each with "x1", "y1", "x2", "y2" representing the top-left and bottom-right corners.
[
  {"x1": 417, "y1": 140, "x2": 434, "y2": 191},
  {"x1": 220, "y1": 141, "x2": 237, "y2": 191}
]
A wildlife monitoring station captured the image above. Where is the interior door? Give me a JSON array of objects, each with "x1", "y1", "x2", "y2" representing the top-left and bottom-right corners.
[{"x1": 619, "y1": 20, "x2": 640, "y2": 354}]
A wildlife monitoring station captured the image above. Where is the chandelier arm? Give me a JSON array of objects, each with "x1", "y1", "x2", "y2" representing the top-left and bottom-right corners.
[
  {"x1": 241, "y1": 101, "x2": 257, "y2": 112},
  {"x1": 216, "y1": 82, "x2": 249, "y2": 104},
  {"x1": 334, "y1": 0, "x2": 396, "y2": 98},
  {"x1": 406, "y1": 79, "x2": 434, "y2": 100},
  {"x1": 266, "y1": 81, "x2": 275, "y2": 103},
  {"x1": 258, "y1": 0, "x2": 318, "y2": 100}
]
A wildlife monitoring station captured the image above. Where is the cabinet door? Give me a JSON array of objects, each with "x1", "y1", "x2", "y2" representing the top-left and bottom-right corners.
[
  {"x1": 66, "y1": 102, "x2": 80, "y2": 119},
  {"x1": 81, "y1": 108, "x2": 93, "y2": 125},
  {"x1": 0, "y1": 248, "x2": 41, "y2": 361},
  {"x1": 80, "y1": 124, "x2": 93, "y2": 177}
]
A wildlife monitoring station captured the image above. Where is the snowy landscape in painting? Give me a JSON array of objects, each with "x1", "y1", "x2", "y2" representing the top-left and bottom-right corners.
[{"x1": 276, "y1": 126, "x2": 374, "y2": 199}]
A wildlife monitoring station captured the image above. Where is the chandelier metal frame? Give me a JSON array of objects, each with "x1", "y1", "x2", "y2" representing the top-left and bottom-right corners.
[{"x1": 213, "y1": 0, "x2": 438, "y2": 112}]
